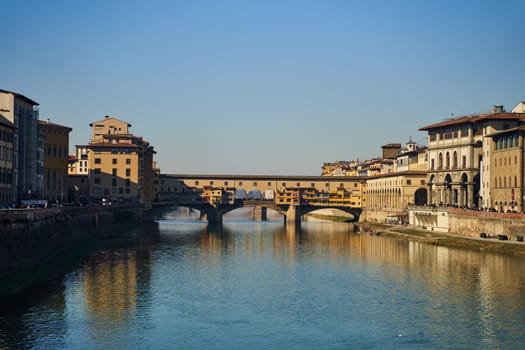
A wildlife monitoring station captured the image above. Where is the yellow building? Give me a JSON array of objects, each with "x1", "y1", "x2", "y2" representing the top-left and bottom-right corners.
[
  {"x1": 87, "y1": 116, "x2": 155, "y2": 207},
  {"x1": 366, "y1": 171, "x2": 427, "y2": 210},
  {"x1": 486, "y1": 126, "x2": 525, "y2": 212},
  {"x1": 38, "y1": 119, "x2": 72, "y2": 202},
  {"x1": 0, "y1": 114, "x2": 15, "y2": 206}
]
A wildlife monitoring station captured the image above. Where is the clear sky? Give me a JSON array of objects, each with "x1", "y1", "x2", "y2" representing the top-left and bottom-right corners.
[{"x1": 2, "y1": 0, "x2": 524, "y2": 175}]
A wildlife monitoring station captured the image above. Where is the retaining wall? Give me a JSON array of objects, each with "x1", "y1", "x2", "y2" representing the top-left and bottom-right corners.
[{"x1": 0, "y1": 207, "x2": 146, "y2": 277}]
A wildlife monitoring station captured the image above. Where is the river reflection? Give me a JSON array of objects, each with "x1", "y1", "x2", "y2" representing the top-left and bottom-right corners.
[{"x1": 1, "y1": 217, "x2": 525, "y2": 349}]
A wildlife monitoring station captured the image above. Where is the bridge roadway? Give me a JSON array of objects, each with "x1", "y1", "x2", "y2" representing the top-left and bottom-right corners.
[{"x1": 162, "y1": 198, "x2": 362, "y2": 225}]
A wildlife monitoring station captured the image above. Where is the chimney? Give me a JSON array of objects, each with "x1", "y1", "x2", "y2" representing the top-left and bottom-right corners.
[{"x1": 493, "y1": 105, "x2": 505, "y2": 113}]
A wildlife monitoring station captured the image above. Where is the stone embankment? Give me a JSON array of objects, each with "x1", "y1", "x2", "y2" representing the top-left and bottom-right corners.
[{"x1": 0, "y1": 206, "x2": 148, "y2": 278}]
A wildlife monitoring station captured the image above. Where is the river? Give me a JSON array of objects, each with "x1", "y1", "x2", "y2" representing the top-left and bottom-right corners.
[{"x1": 1, "y1": 209, "x2": 525, "y2": 349}]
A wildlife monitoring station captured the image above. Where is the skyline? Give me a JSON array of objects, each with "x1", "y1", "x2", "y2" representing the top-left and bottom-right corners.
[{"x1": 2, "y1": 0, "x2": 524, "y2": 175}]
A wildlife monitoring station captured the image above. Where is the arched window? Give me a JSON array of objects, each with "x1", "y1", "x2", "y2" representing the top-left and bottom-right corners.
[
  {"x1": 504, "y1": 177, "x2": 507, "y2": 188},
  {"x1": 446, "y1": 152, "x2": 450, "y2": 169},
  {"x1": 453, "y1": 151, "x2": 458, "y2": 169},
  {"x1": 438, "y1": 153, "x2": 443, "y2": 170}
]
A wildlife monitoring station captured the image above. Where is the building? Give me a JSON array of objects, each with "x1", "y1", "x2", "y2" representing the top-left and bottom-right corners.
[
  {"x1": 68, "y1": 145, "x2": 89, "y2": 176},
  {"x1": 420, "y1": 105, "x2": 525, "y2": 208},
  {"x1": 38, "y1": 119, "x2": 72, "y2": 202},
  {"x1": 366, "y1": 171, "x2": 427, "y2": 211},
  {"x1": 394, "y1": 138, "x2": 427, "y2": 172},
  {"x1": 67, "y1": 145, "x2": 89, "y2": 203},
  {"x1": 87, "y1": 116, "x2": 155, "y2": 207},
  {"x1": 486, "y1": 125, "x2": 525, "y2": 212},
  {"x1": 0, "y1": 114, "x2": 15, "y2": 206},
  {"x1": 0, "y1": 89, "x2": 39, "y2": 202},
  {"x1": 381, "y1": 143, "x2": 402, "y2": 159}
]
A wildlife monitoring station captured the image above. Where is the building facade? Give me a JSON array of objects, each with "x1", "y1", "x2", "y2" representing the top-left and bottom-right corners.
[
  {"x1": 486, "y1": 126, "x2": 525, "y2": 212},
  {"x1": 420, "y1": 106, "x2": 525, "y2": 208},
  {"x1": 38, "y1": 119, "x2": 72, "y2": 202},
  {"x1": 366, "y1": 171, "x2": 427, "y2": 210},
  {"x1": 0, "y1": 89, "x2": 39, "y2": 202},
  {"x1": 87, "y1": 116, "x2": 155, "y2": 206},
  {"x1": 0, "y1": 115, "x2": 15, "y2": 206}
]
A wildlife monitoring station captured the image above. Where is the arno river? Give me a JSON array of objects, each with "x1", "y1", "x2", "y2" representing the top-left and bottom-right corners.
[{"x1": 2, "y1": 209, "x2": 525, "y2": 349}]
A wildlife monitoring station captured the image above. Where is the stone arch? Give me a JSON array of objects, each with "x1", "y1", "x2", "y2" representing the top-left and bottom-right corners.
[
  {"x1": 414, "y1": 188, "x2": 427, "y2": 205},
  {"x1": 473, "y1": 173, "x2": 480, "y2": 208}
]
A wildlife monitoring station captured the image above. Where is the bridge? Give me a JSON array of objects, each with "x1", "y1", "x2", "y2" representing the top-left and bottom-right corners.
[{"x1": 156, "y1": 174, "x2": 365, "y2": 224}]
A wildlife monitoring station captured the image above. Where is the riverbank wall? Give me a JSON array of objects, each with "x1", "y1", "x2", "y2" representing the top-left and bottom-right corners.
[
  {"x1": 448, "y1": 208, "x2": 525, "y2": 240},
  {"x1": 359, "y1": 209, "x2": 407, "y2": 224},
  {"x1": 0, "y1": 206, "x2": 149, "y2": 278}
]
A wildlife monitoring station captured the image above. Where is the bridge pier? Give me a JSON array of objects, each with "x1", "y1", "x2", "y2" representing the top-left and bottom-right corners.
[
  {"x1": 254, "y1": 206, "x2": 267, "y2": 221},
  {"x1": 199, "y1": 205, "x2": 223, "y2": 225},
  {"x1": 285, "y1": 205, "x2": 302, "y2": 224}
]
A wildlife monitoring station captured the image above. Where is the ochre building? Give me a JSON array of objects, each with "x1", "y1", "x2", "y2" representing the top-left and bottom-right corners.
[
  {"x1": 87, "y1": 116, "x2": 156, "y2": 207},
  {"x1": 38, "y1": 119, "x2": 72, "y2": 202}
]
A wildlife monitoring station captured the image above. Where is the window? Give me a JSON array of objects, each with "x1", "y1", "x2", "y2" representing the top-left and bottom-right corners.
[
  {"x1": 239, "y1": 181, "x2": 243, "y2": 186},
  {"x1": 453, "y1": 151, "x2": 458, "y2": 169},
  {"x1": 224, "y1": 181, "x2": 229, "y2": 186},
  {"x1": 420, "y1": 180, "x2": 425, "y2": 185},
  {"x1": 112, "y1": 158, "x2": 117, "y2": 164},
  {"x1": 195, "y1": 181, "x2": 199, "y2": 185},
  {"x1": 253, "y1": 182, "x2": 257, "y2": 186},
  {"x1": 125, "y1": 188, "x2": 130, "y2": 194},
  {"x1": 112, "y1": 168, "x2": 117, "y2": 176},
  {"x1": 112, "y1": 178, "x2": 117, "y2": 187},
  {"x1": 462, "y1": 156, "x2": 467, "y2": 168},
  {"x1": 125, "y1": 179, "x2": 131, "y2": 187},
  {"x1": 438, "y1": 153, "x2": 443, "y2": 169},
  {"x1": 407, "y1": 180, "x2": 412, "y2": 185},
  {"x1": 94, "y1": 168, "x2": 101, "y2": 174},
  {"x1": 95, "y1": 158, "x2": 101, "y2": 164},
  {"x1": 126, "y1": 169, "x2": 131, "y2": 177}
]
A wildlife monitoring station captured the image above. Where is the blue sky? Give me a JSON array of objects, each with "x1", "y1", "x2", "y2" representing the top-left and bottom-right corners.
[{"x1": 2, "y1": 0, "x2": 524, "y2": 175}]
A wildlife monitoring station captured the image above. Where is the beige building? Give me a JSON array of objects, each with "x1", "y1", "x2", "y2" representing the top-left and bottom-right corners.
[
  {"x1": 0, "y1": 114, "x2": 15, "y2": 206},
  {"x1": 486, "y1": 126, "x2": 525, "y2": 212},
  {"x1": 366, "y1": 171, "x2": 427, "y2": 210},
  {"x1": 87, "y1": 116, "x2": 155, "y2": 207},
  {"x1": 38, "y1": 119, "x2": 72, "y2": 202},
  {"x1": 68, "y1": 145, "x2": 89, "y2": 176},
  {"x1": 420, "y1": 106, "x2": 525, "y2": 208}
]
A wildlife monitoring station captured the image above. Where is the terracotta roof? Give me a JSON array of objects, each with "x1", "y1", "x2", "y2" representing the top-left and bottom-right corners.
[
  {"x1": 38, "y1": 119, "x2": 72, "y2": 131},
  {"x1": 381, "y1": 143, "x2": 401, "y2": 148},
  {"x1": 0, "y1": 88, "x2": 39, "y2": 106},
  {"x1": 419, "y1": 112, "x2": 525, "y2": 131},
  {"x1": 88, "y1": 142, "x2": 139, "y2": 148},
  {"x1": 366, "y1": 170, "x2": 427, "y2": 180}
]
